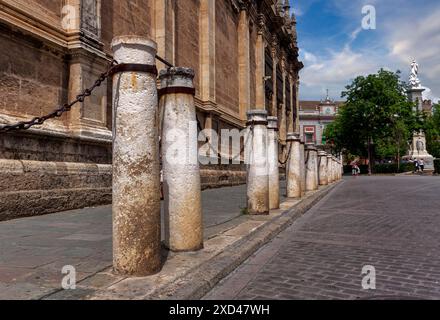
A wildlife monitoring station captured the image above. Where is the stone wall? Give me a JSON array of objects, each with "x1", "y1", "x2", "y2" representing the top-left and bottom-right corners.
[
  {"x1": 0, "y1": 0, "x2": 301, "y2": 220},
  {"x1": 215, "y1": 0, "x2": 240, "y2": 115},
  {"x1": 175, "y1": 0, "x2": 201, "y2": 92}
]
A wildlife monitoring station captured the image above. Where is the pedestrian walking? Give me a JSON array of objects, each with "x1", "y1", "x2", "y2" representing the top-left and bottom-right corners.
[
  {"x1": 351, "y1": 161, "x2": 360, "y2": 177},
  {"x1": 413, "y1": 159, "x2": 420, "y2": 173}
]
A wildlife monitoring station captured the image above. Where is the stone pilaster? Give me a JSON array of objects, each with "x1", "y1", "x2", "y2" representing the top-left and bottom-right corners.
[
  {"x1": 200, "y1": 0, "x2": 216, "y2": 103},
  {"x1": 238, "y1": 7, "x2": 251, "y2": 120},
  {"x1": 153, "y1": 0, "x2": 176, "y2": 69},
  {"x1": 255, "y1": 14, "x2": 266, "y2": 110}
]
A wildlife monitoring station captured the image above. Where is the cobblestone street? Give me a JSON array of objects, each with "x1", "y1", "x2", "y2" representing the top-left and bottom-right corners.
[
  {"x1": 204, "y1": 176, "x2": 440, "y2": 300},
  {"x1": 0, "y1": 183, "x2": 289, "y2": 300}
]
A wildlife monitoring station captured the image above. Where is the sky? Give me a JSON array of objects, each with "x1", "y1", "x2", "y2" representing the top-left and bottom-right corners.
[{"x1": 290, "y1": 0, "x2": 440, "y2": 103}]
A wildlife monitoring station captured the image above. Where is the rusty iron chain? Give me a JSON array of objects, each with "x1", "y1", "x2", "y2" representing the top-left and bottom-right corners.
[
  {"x1": 0, "y1": 59, "x2": 119, "y2": 134},
  {"x1": 196, "y1": 115, "x2": 252, "y2": 162},
  {"x1": 278, "y1": 139, "x2": 292, "y2": 166}
]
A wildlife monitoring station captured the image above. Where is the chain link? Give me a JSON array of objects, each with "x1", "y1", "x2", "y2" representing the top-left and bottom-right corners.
[
  {"x1": 0, "y1": 60, "x2": 118, "y2": 134},
  {"x1": 196, "y1": 115, "x2": 253, "y2": 162},
  {"x1": 278, "y1": 139, "x2": 292, "y2": 165}
]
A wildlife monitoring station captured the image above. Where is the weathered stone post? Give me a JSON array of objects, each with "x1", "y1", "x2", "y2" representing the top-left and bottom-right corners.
[
  {"x1": 332, "y1": 157, "x2": 338, "y2": 182},
  {"x1": 286, "y1": 133, "x2": 302, "y2": 198},
  {"x1": 300, "y1": 140, "x2": 306, "y2": 196},
  {"x1": 327, "y1": 154, "x2": 333, "y2": 184},
  {"x1": 160, "y1": 67, "x2": 203, "y2": 252},
  {"x1": 267, "y1": 116, "x2": 280, "y2": 210},
  {"x1": 111, "y1": 36, "x2": 161, "y2": 276},
  {"x1": 338, "y1": 159, "x2": 343, "y2": 180},
  {"x1": 305, "y1": 144, "x2": 318, "y2": 191},
  {"x1": 318, "y1": 151, "x2": 329, "y2": 186},
  {"x1": 246, "y1": 110, "x2": 269, "y2": 215}
]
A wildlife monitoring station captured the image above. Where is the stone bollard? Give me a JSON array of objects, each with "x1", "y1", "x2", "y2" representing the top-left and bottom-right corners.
[
  {"x1": 111, "y1": 36, "x2": 161, "y2": 276},
  {"x1": 300, "y1": 139, "x2": 306, "y2": 196},
  {"x1": 267, "y1": 117, "x2": 280, "y2": 210},
  {"x1": 246, "y1": 110, "x2": 270, "y2": 215},
  {"x1": 160, "y1": 67, "x2": 203, "y2": 252},
  {"x1": 305, "y1": 143, "x2": 319, "y2": 191},
  {"x1": 318, "y1": 151, "x2": 329, "y2": 186},
  {"x1": 327, "y1": 154, "x2": 333, "y2": 184},
  {"x1": 333, "y1": 157, "x2": 338, "y2": 182},
  {"x1": 286, "y1": 133, "x2": 302, "y2": 198}
]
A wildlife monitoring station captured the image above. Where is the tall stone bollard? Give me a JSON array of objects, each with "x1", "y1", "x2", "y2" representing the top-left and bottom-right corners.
[
  {"x1": 332, "y1": 157, "x2": 338, "y2": 182},
  {"x1": 112, "y1": 36, "x2": 161, "y2": 276},
  {"x1": 267, "y1": 117, "x2": 280, "y2": 210},
  {"x1": 286, "y1": 133, "x2": 302, "y2": 198},
  {"x1": 160, "y1": 67, "x2": 203, "y2": 252},
  {"x1": 318, "y1": 151, "x2": 329, "y2": 186},
  {"x1": 305, "y1": 144, "x2": 318, "y2": 191},
  {"x1": 246, "y1": 110, "x2": 270, "y2": 215},
  {"x1": 300, "y1": 139, "x2": 306, "y2": 196},
  {"x1": 327, "y1": 154, "x2": 333, "y2": 184}
]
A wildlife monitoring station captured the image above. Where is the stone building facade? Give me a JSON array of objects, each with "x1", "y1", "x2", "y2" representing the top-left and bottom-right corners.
[
  {"x1": 299, "y1": 94, "x2": 343, "y2": 146},
  {"x1": 0, "y1": 0, "x2": 302, "y2": 220}
]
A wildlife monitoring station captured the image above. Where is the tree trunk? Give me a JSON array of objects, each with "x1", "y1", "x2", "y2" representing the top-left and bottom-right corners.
[{"x1": 367, "y1": 136, "x2": 372, "y2": 176}]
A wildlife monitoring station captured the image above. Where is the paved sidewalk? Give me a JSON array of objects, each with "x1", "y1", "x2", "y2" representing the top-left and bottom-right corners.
[
  {"x1": 0, "y1": 183, "x2": 287, "y2": 300},
  {"x1": 204, "y1": 176, "x2": 440, "y2": 300}
]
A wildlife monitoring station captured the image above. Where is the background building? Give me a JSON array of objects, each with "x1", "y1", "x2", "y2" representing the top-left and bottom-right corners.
[
  {"x1": 0, "y1": 0, "x2": 302, "y2": 220},
  {"x1": 299, "y1": 93, "x2": 343, "y2": 145}
]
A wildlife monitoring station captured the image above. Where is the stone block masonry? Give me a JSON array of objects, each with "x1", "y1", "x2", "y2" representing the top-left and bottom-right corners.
[{"x1": 0, "y1": 159, "x2": 111, "y2": 221}]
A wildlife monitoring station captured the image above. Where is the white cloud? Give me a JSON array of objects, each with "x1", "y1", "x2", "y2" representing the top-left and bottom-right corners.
[
  {"x1": 300, "y1": 43, "x2": 382, "y2": 100},
  {"x1": 299, "y1": 1, "x2": 440, "y2": 101}
]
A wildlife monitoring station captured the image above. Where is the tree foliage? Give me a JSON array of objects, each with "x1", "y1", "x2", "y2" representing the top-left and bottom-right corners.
[{"x1": 425, "y1": 103, "x2": 440, "y2": 158}]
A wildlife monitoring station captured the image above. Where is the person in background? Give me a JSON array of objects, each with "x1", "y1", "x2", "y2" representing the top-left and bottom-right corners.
[
  {"x1": 419, "y1": 159, "x2": 425, "y2": 173},
  {"x1": 413, "y1": 158, "x2": 420, "y2": 173}
]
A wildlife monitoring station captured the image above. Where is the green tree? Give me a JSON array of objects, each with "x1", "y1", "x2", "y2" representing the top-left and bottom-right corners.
[
  {"x1": 425, "y1": 103, "x2": 440, "y2": 158},
  {"x1": 325, "y1": 69, "x2": 417, "y2": 174}
]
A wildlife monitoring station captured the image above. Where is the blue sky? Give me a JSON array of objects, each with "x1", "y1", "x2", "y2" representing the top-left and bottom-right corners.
[{"x1": 290, "y1": 0, "x2": 440, "y2": 102}]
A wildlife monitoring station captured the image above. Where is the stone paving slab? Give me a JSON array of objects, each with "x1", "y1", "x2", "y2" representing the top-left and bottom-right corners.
[
  {"x1": 74, "y1": 182, "x2": 339, "y2": 300},
  {"x1": 0, "y1": 183, "x2": 289, "y2": 300},
  {"x1": 203, "y1": 176, "x2": 440, "y2": 300}
]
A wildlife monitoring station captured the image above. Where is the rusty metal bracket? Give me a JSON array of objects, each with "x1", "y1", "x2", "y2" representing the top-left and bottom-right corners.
[
  {"x1": 110, "y1": 63, "x2": 158, "y2": 77},
  {"x1": 246, "y1": 120, "x2": 268, "y2": 127},
  {"x1": 158, "y1": 87, "x2": 196, "y2": 98}
]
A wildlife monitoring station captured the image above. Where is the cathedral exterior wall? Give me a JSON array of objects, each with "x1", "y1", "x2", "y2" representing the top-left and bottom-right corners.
[{"x1": 0, "y1": 0, "x2": 302, "y2": 220}]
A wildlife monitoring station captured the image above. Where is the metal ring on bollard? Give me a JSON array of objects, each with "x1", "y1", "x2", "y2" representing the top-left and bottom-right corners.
[{"x1": 110, "y1": 63, "x2": 158, "y2": 76}]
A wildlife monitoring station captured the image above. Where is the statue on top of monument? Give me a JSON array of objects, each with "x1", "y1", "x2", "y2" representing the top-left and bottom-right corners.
[{"x1": 409, "y1": 59, "x2": 421, "y2": 88}]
